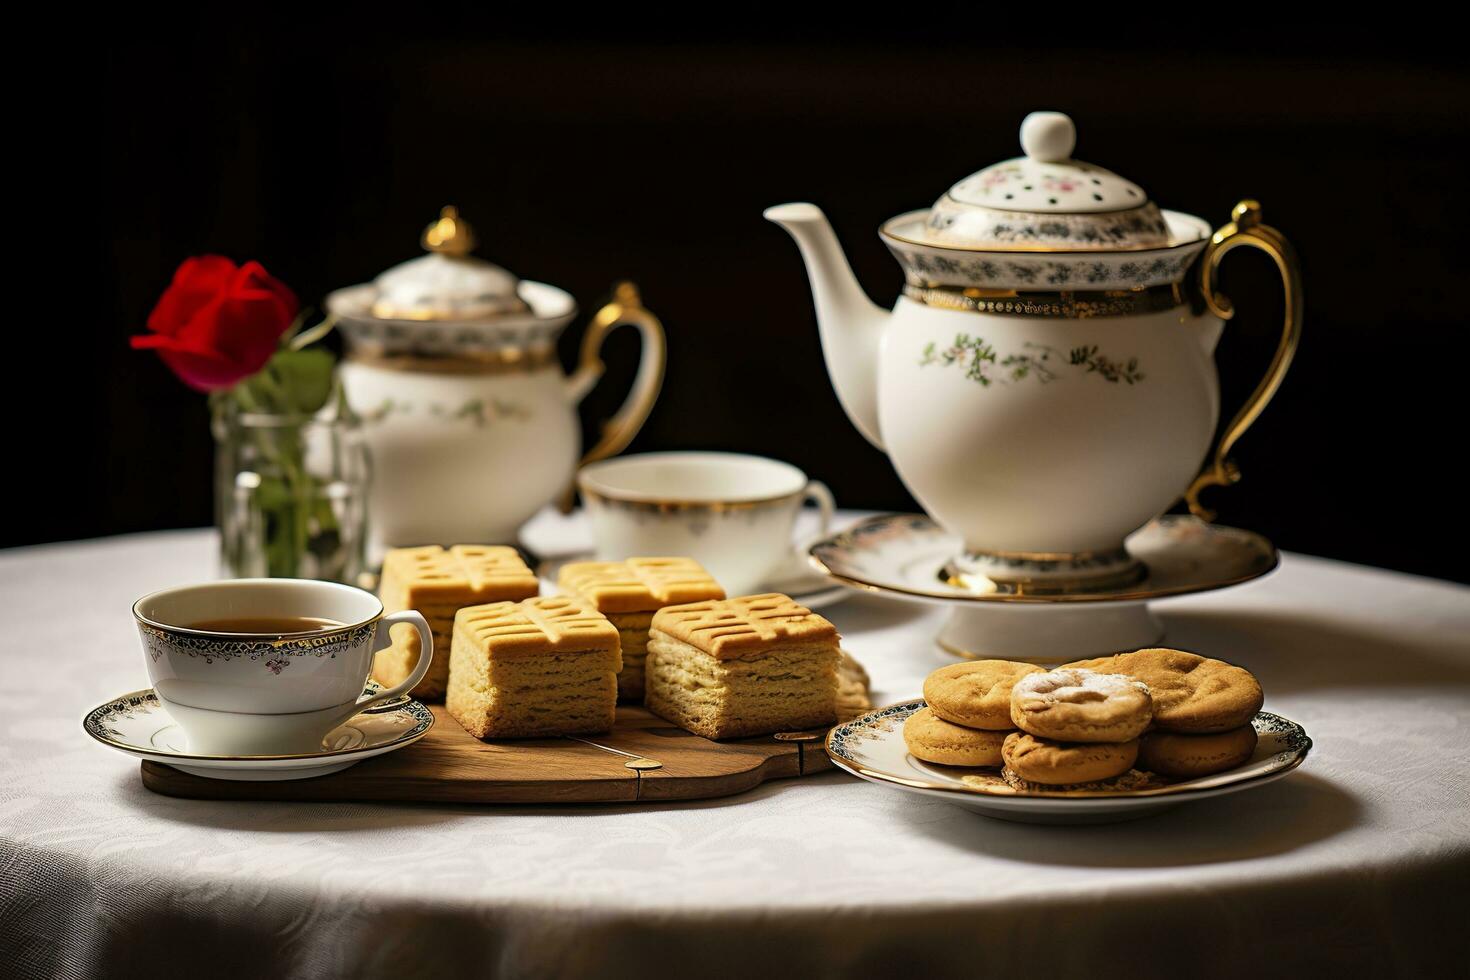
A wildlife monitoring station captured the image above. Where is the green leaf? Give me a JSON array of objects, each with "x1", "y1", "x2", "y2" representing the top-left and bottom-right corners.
[{"x1": 267, "y1": 348, "x2": 337, "y2": 415}]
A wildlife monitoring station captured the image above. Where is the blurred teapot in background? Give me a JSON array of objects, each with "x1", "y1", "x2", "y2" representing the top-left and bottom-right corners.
[{"x1": 328, "y1": 207, "x2": 665, "y2": 560}]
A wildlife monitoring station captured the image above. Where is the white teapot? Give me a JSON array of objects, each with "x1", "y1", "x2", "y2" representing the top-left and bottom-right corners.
[
  {"x1": 328, "y1": 208, "x2": 665, "y2": 558},
  {"x1": 766, "y1": 112, "x2": 1300, "y2": 590}
]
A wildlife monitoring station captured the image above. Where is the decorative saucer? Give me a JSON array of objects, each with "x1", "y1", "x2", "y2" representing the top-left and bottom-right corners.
[
  {"x1": 810, "y1": 513, "x2": 1277, "y2": 603},
  {"x1": 807, "y1": 514, "x2": 1278, "y2": 661},
  {"x1": 536, "y1": 554, "x2": 850, "y2": 610},
  {"x1": 82, "y1": 684, "x2": 434, "y2": 781},
  {"x1": 827, "y1": 699, "x2": 1312, "y2": 825}
]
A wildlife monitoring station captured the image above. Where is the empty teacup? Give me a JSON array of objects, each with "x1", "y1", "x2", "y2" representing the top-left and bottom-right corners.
[
  {"x1": 577, "y1": 451, "x2": 833, "y2": 595},
  {"x1": 133, "y1": 578, "x2": 432, "y2": 755}
]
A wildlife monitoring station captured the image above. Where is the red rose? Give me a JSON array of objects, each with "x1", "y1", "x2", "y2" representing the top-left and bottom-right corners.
[{"x1": 131, "y1": 256, "x2": 299, "y2": 392}]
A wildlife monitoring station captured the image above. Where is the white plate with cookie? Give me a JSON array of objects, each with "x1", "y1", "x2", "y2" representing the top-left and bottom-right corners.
[{"x1": 825, "y1": 699, "x2": 1312, "y2": 824}]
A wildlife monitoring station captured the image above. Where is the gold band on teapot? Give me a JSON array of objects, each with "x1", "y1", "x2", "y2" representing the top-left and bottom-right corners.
[
  {"x1": 346, "y1": 347, "x2": 559, "y2": 374},
  {"x1": 1183, "y1": 200, "x2": 1303, "y2": 521},
  {"x1": 901, "y1": 282, "x2": 1189, "y2": 318}
]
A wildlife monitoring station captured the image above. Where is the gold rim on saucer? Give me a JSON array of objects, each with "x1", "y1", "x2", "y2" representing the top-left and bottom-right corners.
[{"x1": 81, "y1": 687, "x2": 434, "y2": 763}]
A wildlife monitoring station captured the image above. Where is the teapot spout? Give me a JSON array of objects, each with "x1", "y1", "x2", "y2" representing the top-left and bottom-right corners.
[{"x1": 764, "y1": 203, "x2": 887, "y2": 449}]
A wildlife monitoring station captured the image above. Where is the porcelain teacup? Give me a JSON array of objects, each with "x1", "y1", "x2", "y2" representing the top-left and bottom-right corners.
[
  {"x1": 577, "y1": 451, "x2": 834, "y2": 595},
  {"x1": 133, "y1": 578, "x2": 432, "y2": 755}
]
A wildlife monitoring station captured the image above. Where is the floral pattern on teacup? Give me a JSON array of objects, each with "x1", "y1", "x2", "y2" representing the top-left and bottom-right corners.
[{"x1": 138, "y1": 622, "x2": 377, "y2": 672}]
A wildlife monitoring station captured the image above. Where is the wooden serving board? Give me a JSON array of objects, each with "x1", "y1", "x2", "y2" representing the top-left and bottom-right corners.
[{"x1": 140, "y1": 705, "x2": 833, "y2": 805}]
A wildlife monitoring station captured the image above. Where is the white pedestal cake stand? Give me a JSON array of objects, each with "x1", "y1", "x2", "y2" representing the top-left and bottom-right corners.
[{"x1": 807, "y1": 514, "x2": 1278, "y2": 663}]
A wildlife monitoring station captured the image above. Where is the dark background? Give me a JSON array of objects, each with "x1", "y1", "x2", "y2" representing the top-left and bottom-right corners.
[{"x1": 14, "y1": 17, "x2": 1469, "y2": 582}]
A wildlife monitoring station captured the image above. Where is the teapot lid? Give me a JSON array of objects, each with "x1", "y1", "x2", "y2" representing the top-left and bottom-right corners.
[
  {"x1": 368, "y1": 207, "x2": 531, "y2": 321},
  {"x1": 914, "y1": 112, "x2": 1174, "y2": 251}
]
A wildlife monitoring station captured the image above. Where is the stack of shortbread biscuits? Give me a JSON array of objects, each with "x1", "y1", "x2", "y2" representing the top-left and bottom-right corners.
[
  {"x1": 448, "y1": 587, "x2": 854, "y2": 740},
  {"x1": 904, "y1": 648, "x2": 1264, "y2": 790},
  {"x1": 1002, "y1": 667, "x2": 1156, "y2": 789},
  {"x1": 1065, "y1": 649, "x2": 1264, "y2": 782},
  {"x1": 375, "y1": 545, "x2": 540, "y2": 700},
  {"x1": 376, "y1": 545, "x2": 867, "y2": 741},
  {"x1": 903, "y1": 660, "x2": 1042, "y2": 768}
]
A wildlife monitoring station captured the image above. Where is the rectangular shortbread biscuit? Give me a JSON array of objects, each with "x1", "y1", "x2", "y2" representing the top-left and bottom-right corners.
[
  {"x1": 380, "y1": 544, "x2": 539, "y2": 609},
  {"x1": 446, "y1": 595, "x2": 622, "y2": 738},
  {"x1": 649, "y1": 593, "x2": 839, "y2": 659},
  {"x1": 455, "y1": 594, "x2": 621, "y2": 657},
  {"x1": 557, "y1": 557, "x2": 725, "y2": 614},
  {"x1": 645, "y1": 594, "x2": 841, "y2": 739}
]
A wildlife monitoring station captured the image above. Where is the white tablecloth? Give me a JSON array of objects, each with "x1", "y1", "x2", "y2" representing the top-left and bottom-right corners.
[{"x1": 2, "y1": 512, "x2": 1468, "y2": 979}]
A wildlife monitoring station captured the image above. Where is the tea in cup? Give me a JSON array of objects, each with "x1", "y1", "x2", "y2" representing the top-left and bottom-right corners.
[
  {"x1": 133, "y1": 578, "x2": 432, "y2": 755},
  {"x1": 577, "y1": 451, "x2": 833, "y2": 595}
]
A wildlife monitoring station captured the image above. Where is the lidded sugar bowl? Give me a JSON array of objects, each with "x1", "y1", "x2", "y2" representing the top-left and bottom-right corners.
[
  {"x1": 328, "y1": 207, "x2": 665, "y2": 557},
  {"x1": 766, "y1": 111, "x2": 1301, "y2": 592}
]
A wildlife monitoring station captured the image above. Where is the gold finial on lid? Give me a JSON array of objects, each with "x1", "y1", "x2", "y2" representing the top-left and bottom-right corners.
[{"x1": 422, "y1": 206, "x2": 477, "y2": 256}]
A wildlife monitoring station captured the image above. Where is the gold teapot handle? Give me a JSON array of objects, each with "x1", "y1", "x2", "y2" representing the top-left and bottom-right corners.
[
  {"x1": 1183, "y1": 200, "x2": 1303, "y2": 522},
  {"x1": 558, "y1": 281, "x2": 667, "y2": 513}
]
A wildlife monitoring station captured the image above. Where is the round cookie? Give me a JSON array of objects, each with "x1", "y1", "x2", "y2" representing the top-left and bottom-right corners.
[
  {"x1": 1065, "y1": 648, "x2": 1263, "y2": 733},
  {"x1": 1001, "y1": 732, "x2": 1138, "y2": 786},
  {"x1": 1010, "y1": 668, "x2": 1153, "y2": 743},
  {"x1": 903, "y1": 708, "x2": 1009, "y2": 767},
  {"x1": 1137, "y1": 725, "x2": 1258, "y2": 778},
  {"x1": 923, "y1": 660, "x2": 1043, "y2": 730}
]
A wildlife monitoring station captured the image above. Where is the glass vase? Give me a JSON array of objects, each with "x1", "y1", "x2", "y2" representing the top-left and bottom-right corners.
[{"x1": 212, "y1": 400, "x2": 371, "y2": 583}]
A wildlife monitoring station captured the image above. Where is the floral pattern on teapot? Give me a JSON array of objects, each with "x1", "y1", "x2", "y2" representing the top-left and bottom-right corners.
[
  {"x1": 891, "y1": 238, "x2": 1202, "y2": 290},
  {"x1": 919, "y1": 335, "x2": 1145, "y2": 386},
  {"x1": 362, "y1": 397, "x2": 531, "y2": 428},
  {"x1": 923, "y1": 207, "x2": 1171, "y2": 249}
]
